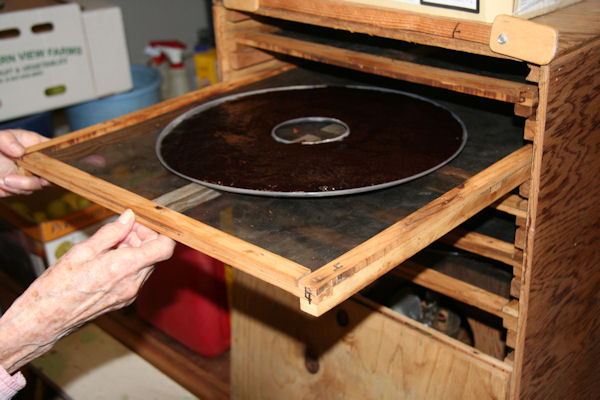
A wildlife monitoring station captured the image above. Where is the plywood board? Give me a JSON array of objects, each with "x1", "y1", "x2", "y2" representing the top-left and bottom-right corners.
[{"x1": 232, "y1": 271, "x2": 512, "y2": 400}]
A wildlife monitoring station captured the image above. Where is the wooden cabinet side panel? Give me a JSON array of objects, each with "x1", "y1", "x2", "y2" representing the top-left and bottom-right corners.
[
  {"x1": 232, "y1": 272, "x2": 510, "y2": 400},
  {"x1": 518, "y1": 39, "x2": 600, "y2": 399}
]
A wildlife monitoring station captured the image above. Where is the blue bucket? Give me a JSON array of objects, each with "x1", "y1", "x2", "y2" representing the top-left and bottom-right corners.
[
  {"x1": 66, "y1": 64, "x2": 161, "y2": 130},
  {"x1": 0, "y1": 111, "x2": 54, "y2": 137}
]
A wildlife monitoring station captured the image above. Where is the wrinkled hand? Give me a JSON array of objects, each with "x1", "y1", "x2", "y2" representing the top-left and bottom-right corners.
[
  {"x1": 0, "y1": 209, "x2": 175, "y2": 373},
  {"x1": 0, "y1": 129, "x2": 50, "y2": 197}
]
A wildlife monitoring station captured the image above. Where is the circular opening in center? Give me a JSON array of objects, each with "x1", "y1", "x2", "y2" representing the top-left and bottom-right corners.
[{"x1": 271, "y1": 116, "x2": 349, "y2": 145}]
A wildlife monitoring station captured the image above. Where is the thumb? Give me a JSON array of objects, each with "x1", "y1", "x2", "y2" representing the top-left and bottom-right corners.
[
  {"x1": 78, "y1": 209, "x2": 136, "y2": 257},
  {"x1": 0, "y1": 136, "x2": 25, "y2": 158}
]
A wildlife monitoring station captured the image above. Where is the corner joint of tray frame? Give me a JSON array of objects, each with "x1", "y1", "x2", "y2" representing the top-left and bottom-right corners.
[
  {"x1": 298, "y1": 281, "x2": 346, "y2": 317},
  {"x1": 299, "y1": 296, "x2": 327, "y2": 317},
  {"x1": 489, "y1": 14, "x2": 558, "y2": 65},
  {"x1": 297, "y1": 278, "x2": 329, "y2": 317}
]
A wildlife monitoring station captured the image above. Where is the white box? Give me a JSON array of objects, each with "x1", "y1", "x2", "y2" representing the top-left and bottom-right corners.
[
  {"x1": 344, "y1": 0, "x2": 582, "y2": 23},
  {"x1": 0, "y1": 0, "x2": 132, "y2": 122},
  {"x1": 77, "y1": 0, "x2": 132, "y2": 98}
]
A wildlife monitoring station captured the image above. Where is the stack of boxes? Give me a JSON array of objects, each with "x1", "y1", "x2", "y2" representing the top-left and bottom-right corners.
[{"x1": 0, "y1": 0, "x2": 132, "y2": 122}]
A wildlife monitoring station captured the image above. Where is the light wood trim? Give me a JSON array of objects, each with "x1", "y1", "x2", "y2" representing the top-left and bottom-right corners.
[
  {"x1": 300, "y1": 145, "x2": 533, "y2": 316},
  {"x1": 514, "y1": 102, "x2": 536, "y2": 118},
  {"x1": 513, "y1": 263, "x2": 523, "y2": 280},
  {"x1": 506, "y1": 329, "x2": 517, "y2": 348},
  {"x1": 501, "y1": 299, "x2": 519, "y2": 331},
  {"x1": 489, "y1": 15, "x2": 558, "y2": 65},
  {"x1": 519, "y1": 180, "x2": 531, "y2": 198},
  {"x1": 440, "y1": 229, "x2": 522, "y2": 268},
  {"x1": 16, "y1": 152, "x2": 311, "y2": 298},
  {"x1": 510, "y1": 277, "x2": 521, "y2": 299},
  {"x1": 237, "y1": 30, "x2": 538, "y2": 105},
  {"x1": 390, "y1": 260, "x2": 512, "y2": 320},
  {"x1": 492, "y1": 193, "x2": 528, "y2": 219},
  {"x1": 524, "y1": 118, "x2": 537, "y2": 141},
  {"x1": 514, "y1": 226, "x2": 527, "y2": 249}
]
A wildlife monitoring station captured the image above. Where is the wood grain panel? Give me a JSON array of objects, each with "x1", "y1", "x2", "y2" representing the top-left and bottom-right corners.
[
  {"x1": 533, "y1": 0, "x2": 600, "y2": 58},
  {"x1": 232, "y1": 271, "x2": 511, "y2": 400},
  {"x1": 516, "y1": 38, "x2": 600, "y2": 399}
]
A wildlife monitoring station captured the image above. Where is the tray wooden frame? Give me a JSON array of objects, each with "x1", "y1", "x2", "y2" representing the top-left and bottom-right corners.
[{"x1": 18, "y1": 59, "x2": 532, "y2": 320}]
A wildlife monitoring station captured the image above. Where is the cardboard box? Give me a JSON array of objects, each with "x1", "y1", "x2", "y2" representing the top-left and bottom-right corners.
[
  {"x1": 0, "y1": 0, "x2": 132, "y2": 122},
  {"x1": 77, "y1": 0, "x2": 132, "y2": 99},
  {"x1": 0, "y1": 186, "x2": 114, "y2": 268},
  {"x1": 344, "y1": 0, "x2": 583, "y2": 23}
]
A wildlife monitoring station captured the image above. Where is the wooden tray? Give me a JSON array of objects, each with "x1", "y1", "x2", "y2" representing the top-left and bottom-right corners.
[{"x1": 18, "y1": 64, "x2": 531, "y2": 317}]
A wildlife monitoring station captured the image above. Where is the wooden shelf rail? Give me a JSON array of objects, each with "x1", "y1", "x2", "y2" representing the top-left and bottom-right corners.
[
  {"x1": 390, "y1": 260, "x2": 513, "y2": 321},
  {"x1": 236, "y1": 30, "x2": 539, "y2": 105}
]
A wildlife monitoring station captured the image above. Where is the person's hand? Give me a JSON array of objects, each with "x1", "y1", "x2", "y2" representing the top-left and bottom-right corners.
[
  {"x1": 0, "y1": 129, "x2": 50, "y2": 197},
  {"x1": 0, "y1": 209, "x2": 175, "y2": 373}
]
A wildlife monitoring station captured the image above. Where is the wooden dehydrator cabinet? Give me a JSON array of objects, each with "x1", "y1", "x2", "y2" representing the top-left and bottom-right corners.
[{"x1": 16, "y1": 1, "x2": 599, "y2": 399}]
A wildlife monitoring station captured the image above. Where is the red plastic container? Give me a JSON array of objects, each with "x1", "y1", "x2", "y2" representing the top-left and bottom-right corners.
[{"x1": 136, "y1": 243, "x2": 230, "y2": 357}]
